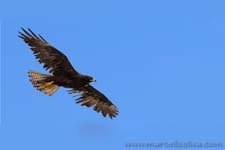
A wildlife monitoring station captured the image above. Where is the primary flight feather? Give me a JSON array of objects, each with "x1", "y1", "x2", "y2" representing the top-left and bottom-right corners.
[{"x1": 19, "y1": 28, "x2": 118, "y2": 119}]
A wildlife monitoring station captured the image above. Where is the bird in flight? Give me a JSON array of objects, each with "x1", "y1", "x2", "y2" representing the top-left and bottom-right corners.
[{"x1": 19, "y1": 28, "x2": 118, "y2": 119}]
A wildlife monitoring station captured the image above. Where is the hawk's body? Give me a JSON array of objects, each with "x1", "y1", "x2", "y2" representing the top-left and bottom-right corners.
[{"x1": 19, "y1": 28, "x2": 118, "y2": 119}]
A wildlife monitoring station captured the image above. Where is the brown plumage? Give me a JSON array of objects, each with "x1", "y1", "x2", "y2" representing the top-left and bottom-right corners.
[{"x1": 19, "y1": 28, "x2": 118, "y2": 119}]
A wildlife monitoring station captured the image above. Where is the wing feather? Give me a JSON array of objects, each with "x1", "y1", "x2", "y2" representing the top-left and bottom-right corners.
[
  {"x1": 69, "y1": 85, "x2": 118, "y2": 119},
  {"x1": 19, "y1": 28, "x2": 79, "y2": 77}
]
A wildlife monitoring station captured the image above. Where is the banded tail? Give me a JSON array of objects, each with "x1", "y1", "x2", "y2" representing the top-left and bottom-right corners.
[{"x1": 28, "y1": 70, "x2": 59, "y2": 96}]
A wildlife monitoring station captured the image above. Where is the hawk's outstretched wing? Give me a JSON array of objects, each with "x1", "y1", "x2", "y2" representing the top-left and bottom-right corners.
[
  {"x1": 69, "y1": 85, "x2": 118, "y2": 119},
  {"x1": 18, "y1": 28, "x2": 79, "y2": 77}
]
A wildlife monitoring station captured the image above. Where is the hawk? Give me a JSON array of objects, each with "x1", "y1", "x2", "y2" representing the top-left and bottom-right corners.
[{"x1": 19, "y1": 28, "x2": 118, "y2": 119}]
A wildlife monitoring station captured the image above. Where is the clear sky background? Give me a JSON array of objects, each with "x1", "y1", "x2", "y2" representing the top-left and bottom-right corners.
[{"x1": 1, "y1": 0, "x2": 225, "y2": 150}]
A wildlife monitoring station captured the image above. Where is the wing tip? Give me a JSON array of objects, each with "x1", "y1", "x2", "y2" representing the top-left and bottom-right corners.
[
  {"x1": 18, "y1": 27, "x2": 48, "y2": 43},
  {"x1": 75, "y1": 95, "x2": 119, "y2": 119}
]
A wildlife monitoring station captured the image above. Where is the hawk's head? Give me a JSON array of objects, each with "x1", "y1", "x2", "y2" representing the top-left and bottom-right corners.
[{"x1": 82, "y1": 75, "x2": 96, "y2": 84}]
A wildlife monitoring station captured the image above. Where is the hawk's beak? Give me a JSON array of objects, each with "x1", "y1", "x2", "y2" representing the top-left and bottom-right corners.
[{"x1": 91, "y1": 78, "x2": 96, "y2": 82}]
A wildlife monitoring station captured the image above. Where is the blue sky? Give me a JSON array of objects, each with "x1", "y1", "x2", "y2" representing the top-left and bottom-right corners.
[{"x1": 1, "y1": 0, "x2": 225, "y2": 149}]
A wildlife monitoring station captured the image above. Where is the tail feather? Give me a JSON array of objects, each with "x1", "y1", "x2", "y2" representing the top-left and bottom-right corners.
[{"x1": 28, "y1": 70, "x2": 59, "y2": 96}]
